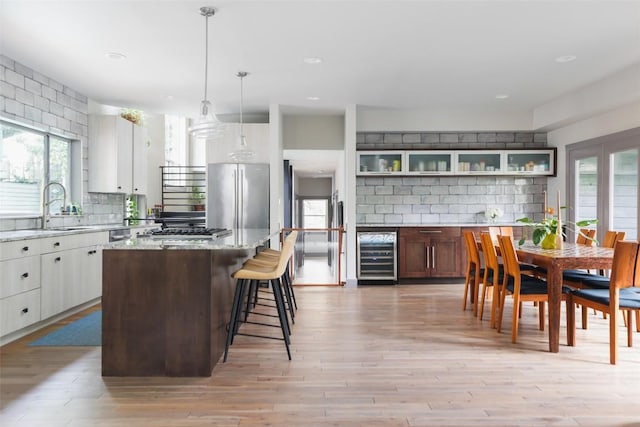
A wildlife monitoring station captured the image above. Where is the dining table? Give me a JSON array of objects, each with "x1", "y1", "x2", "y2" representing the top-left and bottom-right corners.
[{"x1": 515, "y1": 242, "x2": 614, "y2": 353}]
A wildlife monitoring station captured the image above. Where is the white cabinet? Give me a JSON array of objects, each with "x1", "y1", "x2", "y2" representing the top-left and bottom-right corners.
[
  {"x1": 40, "y1": 232, "x2": 108, "y2": 319},
  {"x1": 356, "y1": 148, "x2": 556, "y2": 176},
  {"x1": 88, "y1": 115, "x2": 147, "y2": 194},
  {"x1": 0, "y1": 241, "x2": 42, "y2": 336}
]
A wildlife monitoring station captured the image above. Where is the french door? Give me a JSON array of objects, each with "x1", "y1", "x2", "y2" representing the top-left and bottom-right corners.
[{"x1": 567, "y1": 128, "x2": 639, "y2": 241}]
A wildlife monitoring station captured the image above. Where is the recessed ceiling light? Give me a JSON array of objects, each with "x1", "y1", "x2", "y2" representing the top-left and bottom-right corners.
[
  {"x1": 303, "y1": 57, "x2": 323, "y2": 64},
  {"x1": 555, "y1": 55, "x2": 577, "y2": 63},
  {"x1": 105, "y1": 52, "x2": 126, "y2": 61},
  {"x1": 495, "y1": 94, "x2": 509, "y2": 99},
  {"x1": 307, "y1": 96, "x2": 320, "y2": 101}
]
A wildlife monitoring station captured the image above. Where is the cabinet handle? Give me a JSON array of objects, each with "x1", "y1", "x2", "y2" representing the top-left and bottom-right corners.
[
  {"x1": 55, "y1": 256, "x2": 61, "y2": 262},
  {"x1": 425, "y1": 246, "x2": 430, "y2": 269},
  {"x1": 22, "y1": 307, "x2": 29, "y2": 314},
  {"x1": 134, "y1": 188, "x2": 138, "y2": 192},
  {"x1": 21, "y1": 272, "x2": 29, "y2": 279},
  {"x1": 22, "y1": 246, "x2": 29, "y2": 252},
  {"x1": 54, "y1": 242, "x2": 61, "y2": 247},
  {"x1": 88, "y1": 250, "x2": 97, "y2": 255},
  {"x1": 419, "y1": 230, "x2": 442, "y2": 233},
  {"x1": 432, "y1": 246, "x2": 436, "y2": 268}
]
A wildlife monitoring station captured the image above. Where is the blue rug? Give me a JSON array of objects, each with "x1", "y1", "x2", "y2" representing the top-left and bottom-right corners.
[{"x1": 29, "y1": 311, "x2": 101, "y2": 346}]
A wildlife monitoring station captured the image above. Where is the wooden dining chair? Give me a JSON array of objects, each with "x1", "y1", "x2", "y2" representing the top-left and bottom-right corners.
[
  {"x1": 576, "y1": 228, "x2": 596, "y2": 246},
  {"x1": 496, "y1": 235, "x2": 572, "y2": 344},
  {"x1": 462, "y1": 230, "x2": 483, "y2": 316},
  {"x1": 567, "y1": 241, "x2": 640, "y2": 364},
  {"x1": 479, "y1": 232, "x2": 504, "y2": 327}
]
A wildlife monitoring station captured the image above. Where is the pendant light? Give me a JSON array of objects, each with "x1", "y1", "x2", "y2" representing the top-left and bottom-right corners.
[
  {"x1": 188, "y1": 6, "x2": 224, "y2": 140},
  {"x1": 228, "y1": 71, "x2": 255, "y2": 162}
]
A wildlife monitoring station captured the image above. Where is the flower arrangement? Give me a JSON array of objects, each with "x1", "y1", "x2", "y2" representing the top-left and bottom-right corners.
[
  {"x1": 120, "y1": 108, "x2": 144, "y2": 125},
  {"x1": 516, "y1": 206, "x2": 597, "y2": 248},
  {"x1": 485, "y1": 207, "x2": 504, "y2": 222}
]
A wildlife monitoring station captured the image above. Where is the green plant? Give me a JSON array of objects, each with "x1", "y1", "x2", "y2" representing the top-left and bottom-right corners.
[
  {"x1": 516, "y1": 207, "x2": 597, "y2": 247},
  {"x1": 126, "y1": 195, "x2": 139, "y2": 225},
  {"x1": 191, "y1": 186, "x2": 205, "y2": 204},
  {"x1": 120, "y1": 108, "x2": 144, "y2": 125}
]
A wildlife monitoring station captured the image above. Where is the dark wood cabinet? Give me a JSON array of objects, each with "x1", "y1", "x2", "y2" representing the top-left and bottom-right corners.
[{"x1": 398, "y1": 227, "x2": 462, "y2": 278}]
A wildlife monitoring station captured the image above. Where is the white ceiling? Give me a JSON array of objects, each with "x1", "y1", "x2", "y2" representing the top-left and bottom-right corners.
[{"x1": 2, "y1": 0, "x2": 639, "y2": 121}]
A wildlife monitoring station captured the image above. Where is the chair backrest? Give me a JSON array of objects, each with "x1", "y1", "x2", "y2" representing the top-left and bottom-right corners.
[
  {"x1": 577, "y1": 228, "x2": 596, "y2": 246},
  {"x1": 462, "y1": 230, "x2": 481, "y2": 267},
  {"x1": 608, "y1": 241, "x2": 640, "y2": 291},
  {"x1": 499, "y1": 226, "x2": 514, "y2": 237},
  {"x1": 602, "y1": 231, "x2": 618, "y2": 248},
  {"x1": 497, "y1": 235, "x2": 521, "y2": 279},
  {"x1": 479, "y1": 232, "x2": 499, "y2": 272},
  {"x1": 615, "y1": 231, "x2": 626, "y2": 244},
  {"x1": 275, "y1": 231, "x2": 298, "y2": 276}
]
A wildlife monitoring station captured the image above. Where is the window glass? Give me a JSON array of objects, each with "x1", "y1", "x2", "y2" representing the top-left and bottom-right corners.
[
  {"x1": 611, "y1": 149, "x2": 638, "y2": 239},
  {"x1": 575, "y1": 156, "x2": 597, "y2": 224},
  {"x1": 0, "y1": 121, "x2": 71, "y2": 215}
]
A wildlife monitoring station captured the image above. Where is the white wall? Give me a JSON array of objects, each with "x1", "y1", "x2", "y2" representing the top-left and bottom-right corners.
[
  {"x1": 356, "y1": 107, "x2": 533, "y2": 132},
  {"x1": 283, "y1": 115, "x2": 345, "y2": 149}
]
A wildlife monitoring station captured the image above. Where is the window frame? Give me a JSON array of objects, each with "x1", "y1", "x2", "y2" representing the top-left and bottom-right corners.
[
  {"x1": 567, "y1": 127, "x2": 640, "y2": 241},
  {"x1": 0, "y1": 119, "x2": 77, "y2": 217}
]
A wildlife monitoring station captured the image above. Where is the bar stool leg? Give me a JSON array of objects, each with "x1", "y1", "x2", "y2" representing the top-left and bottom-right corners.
[
  {"x1": 271, "y1": 278, "x2": 292, "y2": 347},
  {"x1": 224, "y1": 278, "x2": 246, "y2": 362}
]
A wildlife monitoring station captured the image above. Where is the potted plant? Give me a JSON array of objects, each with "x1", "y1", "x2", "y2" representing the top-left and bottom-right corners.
[
  {"x1": 191, "y1": 186, "x2": 205, "y2": 211},
  {"x1": 516, "y1": 207, "x2": 597, "y2": 249}
]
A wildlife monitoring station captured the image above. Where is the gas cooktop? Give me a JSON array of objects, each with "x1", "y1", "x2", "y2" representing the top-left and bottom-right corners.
[{"x1": 148, "y1": 227, "x2": 232, "y2": 239}]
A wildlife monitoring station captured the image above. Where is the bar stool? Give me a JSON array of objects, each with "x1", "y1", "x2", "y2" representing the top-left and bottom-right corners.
[{"x1": 223, "y1": 233, "x2": 296, "y2": 362}]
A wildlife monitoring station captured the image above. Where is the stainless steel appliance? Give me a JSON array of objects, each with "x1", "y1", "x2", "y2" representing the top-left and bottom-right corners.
[
  {"x1": 206, "y1": 163, "x2": 270, "y2": 230},
  {"x1": 356, "y1": 230, "x2": 397, "y2": 283},
  {"x1": 148, "y1": 226, "x2": 231, "y2": 239}
]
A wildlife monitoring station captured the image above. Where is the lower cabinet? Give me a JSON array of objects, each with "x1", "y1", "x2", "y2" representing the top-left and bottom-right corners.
[{"x1": 398, "y1": 227, "x2": 462, "y2": 278}]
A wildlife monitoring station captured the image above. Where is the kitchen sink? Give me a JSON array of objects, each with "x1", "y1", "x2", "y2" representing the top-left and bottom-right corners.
[{"x1": 48, "y1": 226, "x2": 94, "y2": 231}]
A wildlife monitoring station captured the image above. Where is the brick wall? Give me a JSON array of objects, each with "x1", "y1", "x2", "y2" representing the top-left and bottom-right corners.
[
  {"x1": 356, "y1": 131, "x2": 548, "y2": 225},
  {"x1": 0, "y1": 55, "x2": 124, "y2": 231}
]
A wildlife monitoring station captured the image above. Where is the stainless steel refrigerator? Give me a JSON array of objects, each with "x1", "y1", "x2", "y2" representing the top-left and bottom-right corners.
[{"x1": 206, "y1": 163, "x2": 270, "y2": 229}]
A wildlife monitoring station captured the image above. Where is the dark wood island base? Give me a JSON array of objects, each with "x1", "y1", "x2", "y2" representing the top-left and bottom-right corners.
[{"x1": 102, "y1": 247, "x2": 253, "y2": 377}]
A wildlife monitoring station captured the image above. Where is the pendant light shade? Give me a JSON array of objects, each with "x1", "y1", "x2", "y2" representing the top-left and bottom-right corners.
[
  {"x1": 188, "y1": 6, "x2": 224, "y2": 140},
  {"x1": 229, "y1": 71, "x2": 255, "y2": 162}
]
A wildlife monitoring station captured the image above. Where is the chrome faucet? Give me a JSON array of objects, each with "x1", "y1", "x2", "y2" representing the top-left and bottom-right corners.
[{"x1": 42, "y1": 182, "x2": 67, "y2": 229}]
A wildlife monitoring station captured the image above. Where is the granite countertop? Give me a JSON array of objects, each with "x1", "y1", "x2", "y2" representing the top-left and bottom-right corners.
[
  {"x1": 356, "y1": 223, "x2": 524, "y2": 228},
  {"x1": 104, "y1": 228, "x2": 277, "y2": 251},
  {"x1": 0, "y1": 224, "x2": 136, "y2": 243}
]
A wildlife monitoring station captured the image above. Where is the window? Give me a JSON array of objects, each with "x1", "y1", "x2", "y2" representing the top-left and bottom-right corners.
[
  {"x1": 567, "y1": 128, "x2": 639, "y2": 241},
  {"x1": 0, "y1": 121, "x2": 72, "y2": 215}
]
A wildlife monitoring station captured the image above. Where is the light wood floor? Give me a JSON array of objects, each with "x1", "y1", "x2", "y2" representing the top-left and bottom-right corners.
[{"x1": 1, "y1": 284, "x2": 639, "y2": 427}]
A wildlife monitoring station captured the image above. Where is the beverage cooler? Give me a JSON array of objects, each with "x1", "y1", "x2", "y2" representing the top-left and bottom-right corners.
[{"x1": 356, "y1": 230, "x2": 397, "y2": 283}]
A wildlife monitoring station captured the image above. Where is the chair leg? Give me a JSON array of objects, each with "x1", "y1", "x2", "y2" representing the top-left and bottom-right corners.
[
  {"x1": 538, "y1": 301, "x2": 545, "y2": 331},
  {"x1": 581, "y1": 305, "x2": 588, "y2": 329},
  {"x1": 473, "y1": 269, "x2": 481, "y2": 317},
  {"x1": 224, "y1": 279, "x2": 246, "y2": 362},
  {"x1": 462, "y1": 267, "x2": 472, "y2": 311},
  {"x1": 609, "y1": 306, "x2": 618, "y2": 365},
  {"x1": 479, "y1": 282, "x2": 489, "y2": 321},
  {"x1": 511, "y1": 294, "x2": 520, "y2": 343},
  {"x1": 284, "y1": 265, "x2": 297, "y2": 310},
  {"x1": 567, "y1": 299, "x2": 576, "y2": 346},
  {"x1": 270, "y1": 278, "x2": 292, "y2": 360},
  {"x1": 497, "y1": 288, "x2": 508, "y2": 333}
]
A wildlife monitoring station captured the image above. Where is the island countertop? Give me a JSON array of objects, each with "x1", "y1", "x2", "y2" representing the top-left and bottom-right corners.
[{"x1": 104, "y1": 228, "x2": 278, "y2": 250}]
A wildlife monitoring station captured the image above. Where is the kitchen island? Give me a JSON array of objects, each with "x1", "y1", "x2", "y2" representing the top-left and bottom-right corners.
[{"x1": 101, "y1": 229, "x2": 276, "y2": 377}]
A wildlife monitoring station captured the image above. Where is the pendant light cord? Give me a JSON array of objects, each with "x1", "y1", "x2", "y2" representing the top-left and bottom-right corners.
[
  {"x1": 239, "y1": 73, "x2": 244, "y2": 138},
  {"x1": 203, "y1": 12, "x2": 209, "y2": 103}
]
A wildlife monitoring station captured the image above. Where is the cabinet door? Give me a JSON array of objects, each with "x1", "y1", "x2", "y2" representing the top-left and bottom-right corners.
[
  {"x1": 88, "y1": 115, "x2": 134, "y2": 193},
  {"x1": 431, "y1": 237, "x2": 462, "y2": 277},
  {"x1": 131, "y1": 123, "x2": 147, "y2": 194},
  {"x1": 0, "y1": 289, "x2": 41, "y2": 336},
  {"x1": 357, "y1": 152, "x2": 404, "y2": 175},
  {"x1": 398, "y1": 230, "x2": 430, "y2": 278},
  {"x1": 40, "y1": 251, "x2": 74, "y2": 318},
  {"x1": 0, "y1": 256, "x2": 41, "y2": 299},
  {"x1": 79, "y1": 246, "x2": 102, "y2": 302}
]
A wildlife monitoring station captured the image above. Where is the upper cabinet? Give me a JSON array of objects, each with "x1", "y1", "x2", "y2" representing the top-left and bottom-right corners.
[
  {"x1": 357, "y1": 149, "x2": 556, "y2": 177},
  {"x1": 88, "y1": 115, "x2": 148, "y2": 194},
  {"x1": 357, "y1": 151, "x2": 404, "y2": 175}
]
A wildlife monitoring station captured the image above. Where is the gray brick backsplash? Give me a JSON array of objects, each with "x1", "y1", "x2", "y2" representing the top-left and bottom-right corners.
[
  {"x1": 364, "y1": 133, "x2": 383, "y2": 143},
  {"x1": 421, "y1": 133, "x2": 439, "y2": 143},
  {"x1": 402, "y1": 214, "x2": 421, "y2": 223},
  {"x1": 384, "y1": 133, "x2": 402, "y2": 143},
  {"x1": 383, "y1": 195, "x2": 403, "y2": 204},
  {"x1": 0, "y1": 55, "x2": 122, "y2": 231},
  {"x1": 401, "y1": 177, "x2": 423, "y2": 185},
  {"x1": 358, "y1": 205, "x2": 374, "y2": 214},
  {"x1": 515, "y1": 132, "x2": 534, "y2": 143},
  {"x1": 459, "y1": 133, "x2": 478, "y2": 143},
  {"x1": 440, "y1": 133, "x2": 458, "y2": 143},
  {"x1": 366, "y1": 195, "x2": 385, "y2": 204},
  {"x1": 394, "y1": 205, "x2": 412, "y2": 214},
  {"x1": 412, "y1": 204, "x2": 430, "y2": 213},
  {"x1": 375, "y1": 185, "x2": 393, "y2": 195},
  {"x1": 375, "y1": 205, "x2": 393, "y2": 214},
  {"x1": 356, "y1": 186, "x2": 375, "y2": 195},
  {"x1": 449, "y1": 186, "x2": 467, "y2": 195},
  {"x1": 430, "y1": 186, "x2": 449, "y2": 195},
  {"x1": 420, "y1": 195, "x2": 439, "y2": 204},
  {"x1": 402, "y1": 195, "x2": 420, "y2": 204},
  {"x1": 402, "y1": 133, "x2": 420, "y2": 143},
  {"x1": 478, "y1": 132, "x2": 497, "y2": 143},
  {"x1": 365, "y1": 214, "x2": 384, "y2": 223},
  {"x1": 412, "y1": 186, "x2": 431, "y2": 195},
  {"x1": 420, "y1": 214, "x2": 440, "y2": 223},
  {"x1": 384, "y1": 214, "x2": 403, "y2": 224},
  {"x1": 394, "y1": 186, "x2": 412, "y2": 195},
  {"x1": 496, "y1": 132, "x2": 515, "y2": 142},
  {"x1": 383, "y1": 177, "x2": 403, "y2": 185}
]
